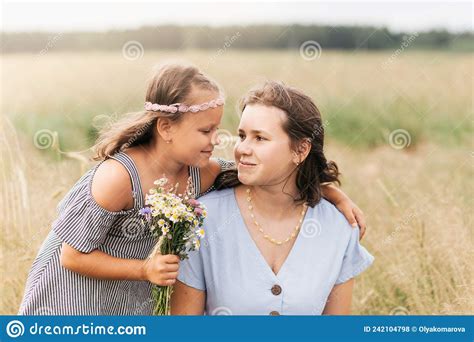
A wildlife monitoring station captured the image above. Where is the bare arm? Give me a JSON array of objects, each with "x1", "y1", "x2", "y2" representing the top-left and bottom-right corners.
[
  {"x1": 60, "y1": 243, "x2": 179, "y2": 285},
  {"x1": 321, "y1": 184, "x2": 366, "y2": 239},
  {"x1": 200, "y1": 161, "x2": 368, "y2": 237},
  {"x1": 170, "y1": 280, "x2": 206, "y2": 315},
  {"x1": 322, "y1": 279, "x2": 354, "y2": 315},
  {"x1": 59, "y1": 159, "x2": 179, "y2": 286},
  {"x1": 199, "y1": 159, "x2": 222, "y2": 194}
]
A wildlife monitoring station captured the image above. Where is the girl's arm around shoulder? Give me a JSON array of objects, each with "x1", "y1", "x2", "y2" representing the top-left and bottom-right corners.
[
  {"x1": 321, "y1": 184, "x2": 367, "y2": 239},
  {"x1": 199, "y1": 159, "x2": 222, "y2": 195}
]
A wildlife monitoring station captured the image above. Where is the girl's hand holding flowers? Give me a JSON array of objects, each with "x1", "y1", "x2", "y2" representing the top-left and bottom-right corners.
[
  {"x1": 139, "y1": 176, "x2": 207, "y2": 315},
  {"x1": 142, "y1": 252, "x2": 180, "y2": 286}
]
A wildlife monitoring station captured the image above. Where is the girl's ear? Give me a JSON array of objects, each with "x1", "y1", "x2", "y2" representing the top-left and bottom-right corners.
[
  {"x1": 293, "y1": 138, "x2": 312, "y2": 165},
  {"x1": 156, "y1": 117, "x2": 174, "y2": 142}
]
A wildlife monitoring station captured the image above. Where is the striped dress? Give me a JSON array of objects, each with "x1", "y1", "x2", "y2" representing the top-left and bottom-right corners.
[{"x1": 18, "y1": 152, "x2": 235, "y2": 315}]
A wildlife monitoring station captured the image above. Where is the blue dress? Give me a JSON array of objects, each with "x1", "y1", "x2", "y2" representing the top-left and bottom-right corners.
[{"x1": 178, "y1": 188, "x2": 374, "y2": 315}]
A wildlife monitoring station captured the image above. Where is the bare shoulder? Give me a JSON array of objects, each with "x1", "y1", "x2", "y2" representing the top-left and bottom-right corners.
[
  {"x1": 91, "y1": 159, "x2": 134, "y2": 212},
  {"x1": 199, "y1": 159, "x2": 222, "y2": 194}
]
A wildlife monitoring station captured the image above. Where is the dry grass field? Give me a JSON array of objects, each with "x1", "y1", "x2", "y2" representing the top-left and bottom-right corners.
[{"x1": 1, "y1": 50, "x2": 472, "y2": 315}]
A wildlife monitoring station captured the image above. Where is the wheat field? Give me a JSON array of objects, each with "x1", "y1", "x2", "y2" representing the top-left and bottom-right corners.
[{"x1": 1, "y1": 50, "x2": 472, "y2": 315}]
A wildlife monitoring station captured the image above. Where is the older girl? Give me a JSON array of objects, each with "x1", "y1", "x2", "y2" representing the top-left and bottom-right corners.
[{"x1": 171, "y1": 81, "x2": 374, "y2": 315}]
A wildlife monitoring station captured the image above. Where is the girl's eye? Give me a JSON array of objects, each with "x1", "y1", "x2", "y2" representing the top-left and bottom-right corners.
[
  {"x1": 201, "y1": 127, "x2": 219, "y2": 134},
  {"x1": 238, "y1": 133, "x2": 245, "y2": 140},
  {"x1": 256, "y1": 135, "x2": 266, "y2": 141}
]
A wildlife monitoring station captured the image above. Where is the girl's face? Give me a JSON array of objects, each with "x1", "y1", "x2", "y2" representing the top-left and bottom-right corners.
[
  {"x1": 235, "y1": 104, "x2": 298, "y2": 186},
  {"x1": 168, "y1": 89, "x2": 223, "y2": 168}
]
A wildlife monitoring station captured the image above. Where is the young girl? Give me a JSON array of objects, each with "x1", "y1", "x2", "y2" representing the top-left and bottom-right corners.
[
  {"x1": 19, "y1": 64, "x2": 366, "y2": 315},
  {"x1": 171, "y1": 81, "x2": 374, "y2": 315}
]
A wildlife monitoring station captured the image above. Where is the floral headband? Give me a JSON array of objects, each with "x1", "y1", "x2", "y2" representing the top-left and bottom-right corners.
[{"x1": 144, "y1": 97, "x2": 225, "y2": 114}]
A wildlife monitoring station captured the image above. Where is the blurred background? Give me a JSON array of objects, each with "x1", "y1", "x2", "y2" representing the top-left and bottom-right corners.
[{"x1": 1, "y1": 0, "x2": 472, "y2": 315}]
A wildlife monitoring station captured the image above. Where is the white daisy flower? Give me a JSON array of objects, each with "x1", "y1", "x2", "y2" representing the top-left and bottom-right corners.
[{"x1": 196, "y1": 228, "x2": 205, "y2": 238}]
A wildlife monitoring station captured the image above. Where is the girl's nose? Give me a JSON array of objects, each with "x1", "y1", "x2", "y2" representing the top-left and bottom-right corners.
[{"x1": 211, "y1": 131, "x2": 221, "y2": 146}]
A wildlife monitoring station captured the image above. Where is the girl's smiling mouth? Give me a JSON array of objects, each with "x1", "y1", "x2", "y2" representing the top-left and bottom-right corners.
[{"x1": 239, "y1": 160, "x2": 257, "y2": 167}]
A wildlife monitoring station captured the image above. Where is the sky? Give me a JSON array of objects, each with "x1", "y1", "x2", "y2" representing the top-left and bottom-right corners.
[{"x1": 1, "y1": 0, "x2": 472, "y2": 33}]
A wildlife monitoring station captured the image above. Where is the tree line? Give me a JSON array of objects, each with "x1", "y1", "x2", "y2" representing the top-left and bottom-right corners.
[{"x1": 1, "y1": 24, "x2": 472, "y2": 53}]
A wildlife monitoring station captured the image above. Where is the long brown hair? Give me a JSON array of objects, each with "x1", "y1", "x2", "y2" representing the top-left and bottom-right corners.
[
  {"x1": 216, "y1": 81, "x2": 340, "y2": 207},
  {"x1": 93, "y1": 63, "x2": 221, "y2": 160}
]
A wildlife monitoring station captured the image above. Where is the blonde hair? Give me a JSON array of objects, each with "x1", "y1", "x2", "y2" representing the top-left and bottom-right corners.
[{"x1": 93, "y1": 63, "x2": 222, "y2": 160}]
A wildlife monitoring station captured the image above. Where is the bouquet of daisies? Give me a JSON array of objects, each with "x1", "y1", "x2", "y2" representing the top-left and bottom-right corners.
[{"x1": 139, "y1": 176, "x2": 206, "y2": 315}]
